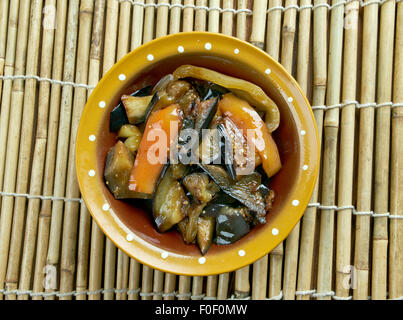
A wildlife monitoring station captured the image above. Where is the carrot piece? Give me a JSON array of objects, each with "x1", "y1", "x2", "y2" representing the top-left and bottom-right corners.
[
  {"x1": 218, "y1": 93, "x2": 281, "y2": 177},
  {"x1": 129, "y1": 104, "x2": 183, "y2": 194}
]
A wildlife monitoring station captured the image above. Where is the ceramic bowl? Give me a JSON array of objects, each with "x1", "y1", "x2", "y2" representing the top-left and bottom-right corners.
[{"x1": 76, "y1": 32, "x2": 319, "y2": 276}]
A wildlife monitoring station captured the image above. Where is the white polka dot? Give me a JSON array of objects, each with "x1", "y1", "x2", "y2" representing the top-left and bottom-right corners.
[
  {"x1": 177, "y1": 46, "x2": 184, "y2": 53},
  {"x1": 126, "y1": 234, "x2": 134, "y2": 242},
  {"x1": 265, "y1": 68, "x2": 271, "y2": 75},
  {"x1": 234, "y1": 48, "x2": 240, "y2": 54},
  {"x1": 303, "y1": 165, "x2": 308, "y2": 171},
  {"x1": 88, "y1": 170, "x2": 95, "y2": 177},
  {"x1": 118, "y1": 74, "x2": 126, "y2": 81},
  {"x1": 287, "y1": 97, "x2": 293, "y2": 103},
  {"x1": 99, "y1": 101, "x2": 106, "y2": 108},
  {"x1": 204, "y1": 42, "x2": 212, "y2": 50},
  {"x1": 89, "y1": 135, "x2": 96, "y2": 141},
  {"x1": 147, "y1": 54, "x2": 154, "y2": 61},
  {"x1": 300, "y1": 130, "x2": 306, "y2": 136},
  {"x1": 238, "y1": 250, "x2": 245, "y2": 257},
  {"x1": 161, "y1": 252, "x2": 168, "y2": 259},
  {"x1": 272, "y1": 228, "x2": 279, "y2": 236},
  {"x1": 292, "y1": 200, "x2": 300, "y2": 206},
  {"x1": 102, "y1": 203, "x2": 110, "y2": 211},
  {"x1": 198, "y1": 257, "x2": 206, "y2": 264}
]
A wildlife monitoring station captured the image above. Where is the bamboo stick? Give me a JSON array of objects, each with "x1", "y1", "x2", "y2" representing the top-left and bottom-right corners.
[
  {"x1": 152, "y1": 270, "x2": 164, "y2": 300},
  {"x1": 316, "y1": 0, "x2": 344, "y2": 301},
  {"x1": 191, "y1": 276, "x2": 203, "y2": 300},
  {"x1": 221, "y1": 0, "x2": 233, "y2": 36},
  {"x1": 102, "y1": 0, "x2": 120, "y2": 300},
  {"x1": 16, "y1": 0, "x2": 57, "y2": 301},
  {"x1": 236, "y1": 0, "x2": 247, "y2": 40},
  {"x1": 115, "y1": 0, "x2": 132, "y2": 301},
  {"x1": 234, "y1": 266, "x2": 249, "y2": 298},
  {"x1": 0, "y1": 0, "x2": 31, "y2": 300},
  {"x1": 31, "y1": 0, "x2": 69, "y2": 300},
  {"x1": 143, "y1": 0, "x2": 155, "y2": 43},
  {"x1": 389, "y1": 0, "x2": 403, "y2": 300},
  {"x1": 169, "y1": 0, "x2": 182, "y2": 34},
  {"x1": 205, "y1": 275, "x2": 217, "y2": 299},
  {"x1": 217, "y1": 273, "x2": 230, "y2": 299},
  {"x1": 0, "y1": 0, "x2": 9, "y2": 103},
  {"x1": 58, "y1": 0, "x2": 94, "y2": 300},
  {"x1": 0, "y1": 0, "x2": 19, "y2": 210},
  {"x1": 280, "y1": 0, "x2": 296, "y2": 72},
  {"x1": 116, "y1": 251, "x2": 129, "y2": 300},
  {"x1": 178, "y1": 275, "x2": 191, "y2": 300},
  {"x1": 354, "y1": 0, "x2": 379, "y2": 300},
  {"x1": 75, "y1": 204, "x2": 92, "y2": 300},
  {"x1": 280, "y1": 0, "x2": 299, "y2": 300},
  {"x1": 208, "y1": 0, "x2": 220, "y2": 33},
  {"x1": 334, "y1": 0, "x2": 359, "y2": 299},
  {"x1": 250, "y1": 0, "x2": 267, "y2": 49},
  {"x1": 156, "y1": 0, "x2": 169, "y2": 38},
  {"x1": 141, "y1": 265, "x2": 153, "y2": 300},
  {"x1": 181, "y1": 0, "x2": 194, "y2": 32},
  {"x1": 76, "y1": 0, "x2": 106, "y2": 301},
  {"x1": 371, "y1": 0, "x2": 395, "y2": 300},
  {"x1": 128, "y1": 258, "x2": 141, "y2": 299},
  {"x1": 4, "y1": 0, "x2": 43, "y2": 301},
  {"x1": 194, "y1": 0, "x2": 207, "y2": 31},
  {"x1": 252, "y1": 257, "x2": 268, "y2": 299},
  {"x1": 163, "y1": 273, "x2": 176, "y2": 300},
  {"x1": 131, "y1": 0, "x2": 144, "y2": 49},
  {"x1": 296, "y1": 0, "x2": 327, "y2": 300},
  {"x1": 265, "y1": 0, "x2": 281, "y2": 59},
  {"x1": 88, "y1": 223, "x2": 104, "y2": 300},
  {"x1": 43, "y1": 0, "x2": 80, "y2": 299},
  {"x1": 117, "y1": 0, "x2": 131, "y2": 59}
]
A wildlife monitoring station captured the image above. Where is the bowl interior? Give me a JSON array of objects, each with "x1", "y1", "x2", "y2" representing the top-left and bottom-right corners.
[{"x1": 96, "y1": 53, "x2": 300, "y2": 256}]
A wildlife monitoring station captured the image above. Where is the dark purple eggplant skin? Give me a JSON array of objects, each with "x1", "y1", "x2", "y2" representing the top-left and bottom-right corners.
[
  {"x1": 214, "y1": 206, "x2": 250, "y2": 245},
  {"x1": 185, "y1": 78, "x2": 229, "y2": 101},
  {"x1": 198, "y1": 164, "x2": 266, "y2": 219},
  {"x1": 141, "y1": 91, "x2": 160, "y2": 124},
  {"x1": 217, "y1": 123, "x2": 236, "y2": 180},
  {"x1": 110, "y1": 85, "x2": 153, "y2": 132},
  {"x1": 175, "y1": 97, "x2": 218, "y2": 165},
  {"x1": 194, "y1": 97, "x2": 219, "y2": 135}
]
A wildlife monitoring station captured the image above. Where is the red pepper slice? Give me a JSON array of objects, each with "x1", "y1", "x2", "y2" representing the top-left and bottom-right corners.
[
  {"x1": 218, "y1": 94, "x2": 281, "y2": 178},
  {"x1": 129, "y1": 104, "x2": 183, "y2": 194}
]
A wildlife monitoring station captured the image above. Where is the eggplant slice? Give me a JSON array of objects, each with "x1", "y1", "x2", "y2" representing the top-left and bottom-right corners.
[
  {"x1": 197, "y1": 216, "x2": 215, "y2": 255},
  {"x1": 213, "y1": 206, "x2": 250, "y2": 245},
  {"x1": 217, "y1": 123, "x2": 236, "y2": 180},
  {"x1": 104, "y1": 141, "x2": 151, "y2": 199},
  {"x1": 182, "y1": 172, "x2": 219, "y2": 203},
  {"x1": 185, "y1": 78, "x2": 229, "y2": 101},
  {"x1": 198, "y1": 164, "x2": 267, "y2": 222},
  {"x1": 110, "y1": 85, "x2": 152, "y2": 132},
  {"x1": 153, "y1": 166, "x2": 189, "y2": 232}
]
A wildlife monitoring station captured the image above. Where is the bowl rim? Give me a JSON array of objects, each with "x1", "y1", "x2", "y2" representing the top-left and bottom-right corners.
[{"x1": 76, "y1": 31, "x2": 320, "y2": 276}]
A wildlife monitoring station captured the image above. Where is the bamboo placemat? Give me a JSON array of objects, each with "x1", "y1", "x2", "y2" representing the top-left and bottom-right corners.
[{"x1": 0, "y1": 0, "x2": 402, "y2": 301}]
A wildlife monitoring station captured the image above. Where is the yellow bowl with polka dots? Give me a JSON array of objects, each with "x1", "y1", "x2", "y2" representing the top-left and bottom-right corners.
[{"x1": 76, "y1": 32, "x2": 319, "y2": 276}]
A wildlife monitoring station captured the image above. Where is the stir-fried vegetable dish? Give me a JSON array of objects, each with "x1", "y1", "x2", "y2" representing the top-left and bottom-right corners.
[{"x1": 104, "y1": 65, "x2": 281, "y2": 255}]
